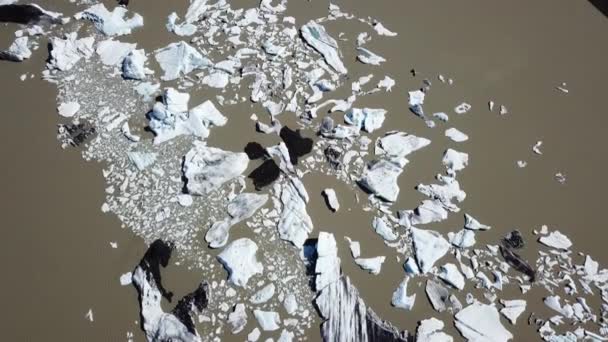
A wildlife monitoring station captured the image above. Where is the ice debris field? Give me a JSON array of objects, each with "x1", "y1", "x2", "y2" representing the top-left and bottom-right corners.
[{"x1": 1, "y1": 0, "x2": 605, "y2": 341}]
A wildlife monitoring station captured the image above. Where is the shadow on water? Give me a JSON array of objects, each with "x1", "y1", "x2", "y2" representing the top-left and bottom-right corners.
[{"x1": 589, "y1": 0, "x2": 608, "y2": 17}]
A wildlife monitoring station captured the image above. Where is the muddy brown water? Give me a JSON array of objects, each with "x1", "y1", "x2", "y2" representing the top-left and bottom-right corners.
[{"x1": 1, "y1": 0, "x2": 607, "y2": 340}]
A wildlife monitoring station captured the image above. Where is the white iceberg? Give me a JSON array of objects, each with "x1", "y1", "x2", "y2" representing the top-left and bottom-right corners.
[
  {"x1": 373, "y1": 22, "x2": 397, "y2": 36},
  {"x1": 49, "y1": 33, "x2": 95, "y2": 71},
  {"x1": 539, "y1": 231, "x2": 572, "y2": 250},
  {"x1": 416, "y1": 318, "x2": 453, "y2": 342},
  {"x1": 57, "y1": 101, "x2": 80, "y2": 118},
  {"x1": 183, "y1": 142, "x2": 249, "y2": 195},
  {"x1": 391, "y1": 277, "x2": 416, "y2": 311},
  {"x1": 322, "y1": 188, "x2": 340, "y2": 212},
  {"x1": 359, "y1": 160, "x2": 403, "y2": 202},
  {"x1": 442, "y1": 149, "x2": 469, "y2": 173},
  {"x1": 96, "y1": 39, "x2": 136, "y2": 65},
  {"x1": 315, "y1": 232, "x2": 341, "y2": 291},
  {"x1": 355, "y1": 256, "x2": 385, "y2": 275},
  {"x1": 250, "y1": 283, "x2": 275, "y2": 304},
  {"x1": 300, "y1": 21, "x2": 347, "y2": 74},
  {"x1": 122, "y1": 49, "x2": 152, "y2": 80},
  {"x1": 438, "y1": 263, "x2": 465, "y2": 290},
  {"x1": 344, "y1": 108, "x2": 387, "y2": 133},
  {"x1": 464, "y1": 213, "x2": 491, "y2": 231},
  {"x1": 0, "y1": 36, "x2": 31, "y2": 61},
  {"x1": 500, "y1": 300, "x2": 526, "y2": 324},
  {"x1": 253, "y1": 310, "x2": 281, "y2": 331},
  {"x1": 227, "y1": 303, "x2": 248, "y2": 334},
  {"x1": 155, "y1": 41, "x2": 212, "y2": 81},
  {"x1": 277, "y1": 178, "x2": 314, "y2": 248},
  {"x1": 217, "y1": 238, "x2": 263, "y2": 287},
  {"x1": 454, "y1": 303, "x2": 513, "y2": 342},
  {"x1": 411, "y1": 228, "x2": 450, "y2": 273},
  {"x1": 357, "y1": 47, "x2": 386, "y2": 65},
  {"x1": 448, "y1": 229, "x2": 476, "y2": 249},
  {"x1": 445, "y1": 128, "x2": 469, "y2": 142},
  {"x1": 372, "y1": 216, "x2": 397, "y2": 241},
  {"x1": 75, "y1": 3, "x2": 143, "y2": 36},
  {"x1": 375, "y1": 132, "x2": 431, "y2": 166}
]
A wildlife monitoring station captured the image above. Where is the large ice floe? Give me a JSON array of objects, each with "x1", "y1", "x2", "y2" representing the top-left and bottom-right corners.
[{"x1": 15, "y1": 0, "x2": 607, "y2": 340}]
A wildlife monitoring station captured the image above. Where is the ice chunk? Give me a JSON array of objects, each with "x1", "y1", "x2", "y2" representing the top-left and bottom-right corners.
[
  {"x1": 372, "y1": 216, "x2": 397, "y2": 241},
  {"x1": 345, "y1": 237, "x2": 361, "y2": 259},
  {"x1": 464, "y1": 213, "x2": 491, "y2": 231},
  {"x1": 250, "y1": 283, "x2": 275, "y2": 304},
  {"x1": 445, "y1": 128, "x2": 469, "y2": 142},
  {"x1": 442, "y1": 149, "x2": 468, "y2": 173},
  {"x1": 355, "y1": 256, "x2": 385, "y2": 275},
  {"x1": 377, "y1": 76, "x2": 395, "y2": 91},
  {"x1": 48, "y1": 33, "x2": 95, "y2": 71},
  {"x1": 122, "y1": 49, "x2": 152, "y2": 80},
  {"x1": 96, "y1": 39, "x2": 136, "y2": 65},
  {"x1": 253, "y1": 310, "x2": 281, "y2": 331},
  {"x1": 532, "y1": 141, "x2": 543, "y2": 155},
  {"x1": 119, "y1": 272, "x2": 132, "y2": 286},
  {"x1": 57, "y1": 101, "x2": 80, "y2": 118},
  {"x1": 344, "y1": 108, "x2": 386, "y2": 133},
  {"x1": 247, "y1": 328, "x2": 261, "y2": 342},
  {"x1": 75, "y1": 4, "x2": 143, "y2": 36},
  {"x1": 358, "y1": 160, "x2": 403, "y2": 202},
  {"x1": 278, "y1": 178, "x2": 314, "y2": 248},
  {"x1": 217, "y1": 238, "x2": 263, "y2": 287},
  {"x1": 411, "y1": 228, "x2": 450, "y2": 273},
  {"x1": 375, "y1": 132, "x2": 431, "y2": 166},
  {"x1": 283, "y1": 294, "x2": 298, "y2": 315},
  {"x1": 416, "y1": 318, "x2": 453, "y2": 342},
  {"x1": 373, "y1": 22, "x2": 397, "y2": 36},
  {"x1": 500, "y1": 300, "x2": 526, "y2": 324},
  {"x1": 408, "y1": 90, "x2": 426, "y2": 117},
  {"x1": 454, "y1": 102, "x2": 471, "y2": 114},
  {"x1": 391, "y1": 277, "x2": 416, "y2": 311},
  {"x1": 155, "y1": 41, "x2": 212, "y2": 81},
  {"x1": 228, "y1": 303, "x2": 248, "y2": 334},
  {"x1": 300, "y1": 21, "x2": 347, "y2": 74},
  {"x1": 315, "y1": 232, "x2": 341, "y2": 291},
  {"x1": 322, "y1": 188, "x2": 340, "y2": 212},
  {"x1": 455, "y1": 303, "x2": 513, "y2": 342},
  {"x1": 183, "y1": 143, "x2": 248, "y2": 195},
  {"x1": 166, "y1": 12, "x2": 197, "y2": 36},
  {"x1": 448, "y1": 229, "x2": 476, "y2": 249},
  {"x1": 433, "y1": 112, "x2": 449, "y2": 122},
  {"x1": 0, "y1": 36, "x2": 31, "y2": 61},
  {"x1": 202, "y1": 71, "x2": 229, "y2": 88},
  {"x1": 438, "y1": 263, "x2": 465, "y2": 290},
  {"x1": 356, "y1": 47, "x2": 386, "y2": 65},
  {"x1": 127, "y1": 152, "x2": 157, "y2": 171},
  {"x1": 539, "y1": 231, "x2": 572, "y2": 250}
]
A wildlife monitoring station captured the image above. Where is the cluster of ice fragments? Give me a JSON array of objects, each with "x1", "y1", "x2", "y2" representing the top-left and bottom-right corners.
[{"x1": 1, "y1": 0, "x2": 597, "y2": 340}]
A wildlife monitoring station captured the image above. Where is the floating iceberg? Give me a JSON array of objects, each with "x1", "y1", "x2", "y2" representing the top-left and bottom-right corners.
[
  {"x1": 155, "y1": 41, "x2": 212, "y2": 81},
  {"x1": 75, "y1": 4, "x2": 143, "y2": 36},
  {"x1": 48, "y1": 33, "x2": 95, "y2": 71},
  {"x1": 300, "y1": 21, "x2": 347, "y2": 74},
  {"x1": 454, "y1": 303, "x2": 513, "y2": 342},
  {"x1": 391, "y1": 277, "x2": 416, "y2": 311},
  {"x1": 122, "y1": 49, "x2": 152, "y2": 80},
  {"x1": 217, "y1": 238, "x2": 263, "y2": 287},
  {"x1": 277, "y1": 178, "x2": 314, "y2": 248},
  {"x1": 358, "y1": 160, "x2": 403, "y2": 202},
  {"x1": 0, "y1": 36, "x2": 31, "y2": 61},
  {"x1": 411, "y1": 228, "x2": 450, "y2": 273}
]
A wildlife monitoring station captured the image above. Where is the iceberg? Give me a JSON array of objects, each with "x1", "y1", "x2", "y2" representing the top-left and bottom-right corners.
[
  {"x1": 464, "y1": 213, "x2": 491, "y2": 231},
  {"x1": 322, "y1": 188, "x2": 340, "y2": 212},
  {"x1": 445, "y1": 128, "x2": 469, "y2": 142},
  {"x1": 0, "y1": 36, "x2": 31, "y2": 61},
  {"x1": 391, "y1": 277, "x2": 416, "y2": 311},
  {"x1": 277, "y1": 178, "x2": 314, "y2": 248},
  {"x1": 454, "y1": 303, "x2": 513, "y2": 342},
  {"x1": 344, "y1": 108, "x2": 387, "y2": 133},
  {"x1": 411, "y1": 228, "x2": 450, "y2": 273},
  {"x1": 358, "y1": 160, "x2": 403, "y2": 202},
  {"x1": 539, "y1": 231, "x2": 572, "y2": 250},
  {"x1": 300, "y1": 21, "x2": 347, "y2": 74},
  {"x1": 373, "y1": 216, "x2": 397, "y2": 241},
  {"x1": 500, "y1": 300, "x2": 526, "y2": 324},
  {"x1": 227, "y1": 303, "x2": 247, "y2": 334},
  {"x1": 375, "y1": 132, "x2": 431, "y2": 166},
  {"x1": 155, "y1": 41, "x2": 212, "y2": 81},
  {"x1": 57, "y1": 101, "x2": 80, "y2": 118},
  {"x1": 442, "y1": 149, "x2": 469, "y2": 173},
  {"x1": 357, "y1": 47, "x2": 386, "y2": 65},
  {"x1": 438, "y1": 263, "x2": 465, "y2": 290},
  {"x1": 96, "y1": 39, "x2": 136, "y2": 65},
  {"x1": 355, "y1": 256, "x2": 386, "y2": 275},
  {"x1": 48, "y1": 33, "x2": 95, "y2": 71},
  {"x1": 253, "y1": 310, "x2": 281, "y2": 331},
  {"x1": 122, "y1": 49, "x2": 152, "y2": 80},
  {"x1": 217, "y1": 238, "x2": 263, "y2": 287},
  {"x1": 75, "y1": 3, "x2": 143, "y2": 36},
  {"x1": 183, "y1": 142, "x2": 249, "y2": 195}
]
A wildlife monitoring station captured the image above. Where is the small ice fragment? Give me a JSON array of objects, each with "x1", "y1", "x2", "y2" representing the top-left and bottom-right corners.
[
  {"x1": 556, "y1": 83, "x2": 569, "y2": 93},
  {"x1": 488, "y1": 101, "x2": 495, "y2": 112},
  {"x1": 322, "y1": 188, "x2": 339, "y2": 212},
  {"x1": 517, "y1": 160, "x2": 527, "y2": 168},
  {"x1": 177, "y1": 194, "x2": 193, "y2": 207},
  {"x1": 372, "y1": 216, "x2": 397, "y2": 241},
  {"x1": 433, "y1": 112, "x2": 449, "y2": 122},
  {"x1": 283, "y1": 294, "x2": 298, "y2": 315},
  {"x1": 85, "y1": 309, "x2": 94, "y2": 322},
  {"x1": 411, "y1": 228, "x2": 450, "y2": 273},
  {"x1": 57, "y1": 102, "x2": 80, "y2": 117},
  {"x1": 377, "y1": 76, "x2": 395, "y2": 91},
  {"x1": 455, "y1": 303, "x2": 512, "y2": 341},
  {"x1": 555, "y1": 172, "x2": 566, "y2": 184},
  {"x1": 120, "y1": 272, "x2": 133, "y2": 286},
  {"x1": 373, "y1": 22, "x2": 397, "y2": 36},
  {"x1": 408, "y1": 90, "x2": 425, "y2": 117},
  {"x1": 448, "y1": 229, "x2": 476, "y2": 249},
  {"x1": 445, "y1": 128, "x2": 468, "y2": 142},
  {"x1": 345, "y1": 237, "x2": 361, "y2": 258},
  {"x1": 417, "y1": 318, "x2": 453, "y2": 341},
  {"x1": 454, "y1": 102, "x2": 471, "y2": 114},
  {"x1": 442, "y1": 149, "x2": 469, "y2": 173},
  {"x1": 228, "y1": 303, "x2": 248, "y2": 334},
  {"x1": 539, "y1": 231, "x2": 572, "y2": 250},
  {"x1": 250, "y1": 283, "x2": 275, "y2": 304},
  {"x1": 532, "y1": 141, "x2": 543, "y2": 155},
  {"x1": 499, "y1": 105, "x2": 508, "y2": 115},
  {"x1": 356, "y1": 47, "x2": 386, "y2": 65},
  {"x1": 109, "y1": 242, "x2": 118, "y2": 248},
  {"x1": 247, "y1": 328, "x2": 261, "y2": 342},
  {"x1": 217, "y1": 238, "x2": 263, "y2": 287},
  {"x1": 464, "y1": 213, "x2": 491, "y2": 231}
]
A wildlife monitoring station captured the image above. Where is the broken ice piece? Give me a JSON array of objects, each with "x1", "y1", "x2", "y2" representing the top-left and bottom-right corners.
[
  {"x1": 96, "y1": 39, "x2": 136, "y2": 65},
  {"x1": 228, "y1": 303, "x2": 248, "y2": 334},
  {"x1": 489, "y1": 101, "x2": 495, "y2": 112},
  {"x1": 555, "y1": 172, "x2": 566, "y2": 184},
  {"x1": 377, "y1": 76, "x2": 395, "y2": 91},
  {"x1": 408, "y1": 90, "x2": 425, "y2": 117},
  {"x1": 57, "y1": 101, "x2": 80, "y2": 118},
  {"x1": 0, "y1": 36, "x2": 31, "y2": 61},
  {"x1": 85, "y1": 308, "x2": 94, "y2": 322},
  {"x1": 445, "y1": 128, "x2": 469, "y2": 142},
  {"x1": 373, "y1": 22, "x2": 397, "y2": 36},
  {"x1": 532, "y1": 141, "x2": 543, "y2": 155},
  {"x1": 556, "y1": 83, "x2": 569, "y2": 93},
  {"x1": 411, "y1": 228, "x2": 450, "y2": 273},
  {"x1": 358, "y1": 160, "x2": 403, "y2": 202},
  {"x1": 217, "y1": 238, "x2": 263, "y2": 287},
  {"x1": 442, "y1": 149, "x2": 469, "y2": 173},
  {"x1": 500, "y1": 299, "x2": 526, "y2": 324},
  {"x1": 372, "y1": 216, "x2": 397, "y2": 241},
  {"x1": 75, "y1": 4, "x2": 143, "y2": 37},
  {"x1": 127, "y1": 152, "x2": 157, "y2": 171},
  {"x1": 517, "y1": 160, "x2": 527, "y2": 168},
  {"x1": 433, "y1": 112, "x2": 449, "y2": 122},
  {"x1": 538, "y1": 230, "x2": 572, "y2": 250},
  {"x1": 155, "y1": 41, "x2": 212, "y2": 81},
  {"x1": 300, "y1": 21, "x2": 347, "y2": 74},
  {"x1": 250, "y1": 283, "x2": 275, "y2": 304},
  {"x1": 464, "y1": 213, "x2": 491, "y2": 231},
  {"x1": 356, "y1": 47, "x2": 386, "y2": 65},
  {"x1": 448, "y1": 229, "x2": 476, "y2": 249},
  {"x1": 253, "y1": 310, "x2": 281, "y2": 331},
  {"x1": 322, "y1": 188, "x2": 339, "y2": 212},
  {"x1": 120, "y1": 272, "x2": 133, "y2": 286},
  {"x1": 345, "y1": 237, "x2": 361, "y2": 259},
  {"x1": 354, "y1": 256, "x2": 385, "y2": 275},
  {"x1": 122, "y1": 49, "x2": 152, "y2": 80},
  {"x1": 454, "y1": 102, "x2": 471, "y2": 115},
  {"x1": 391, "y1": 277, "x2": 416, "y2": 311},
  {"x1": 454, "y1": 303, "x2": 512, "y2": 342},
  {"x1": 499, "y1": 105, "x2": 508, "y2": 115},
  {"x1": 417, "y1": 318, "x2": 453, "y2": 341},
  {"x1": 438, "y1": 263, "x2": 465, "y2": 290}
]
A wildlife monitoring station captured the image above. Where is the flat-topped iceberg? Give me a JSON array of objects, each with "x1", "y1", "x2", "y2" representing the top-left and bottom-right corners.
[
  {"x1": 48, "y1": 33, "x2": 95, "y2": 71},
  {"x1": 355, "y1": 256, "x2": 386, "y2": 275},
  {"x1": 375, "y1": 132, "x2": 431, "y2": 166},
  {"x1": 217, "y1": 238, "x2": 263, "y2": 287},
  {"x1": 96, "y1": 38, "x2": 135, "y2": 65},
  {"x1": 0, "y1": 36, "x2": 31, "y2": 61},
  {"x1": 455, "y1": 303, "x2": 513, "y2": 342},
  {"x1": 277, "y1": 178, "x2": 314, "y2": 248},
  {"x1": 183, "y1": 142, "x2": 249, "y2": 195},
  {"x1": 358, "y1": 160, "x2": 403, "y2": 202},
  {"x1": 411, "y1": 228, "x2": 450, "y2": 273},
  {"x1": 122, "y1": 49, "x2": 152, "y2": 80},
  {"x1": 391, "y1": 277, "x2": 416, "y2": 311},
  {"x1": 344, "y1": 108, "x2": 387, "y2": 133}
]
